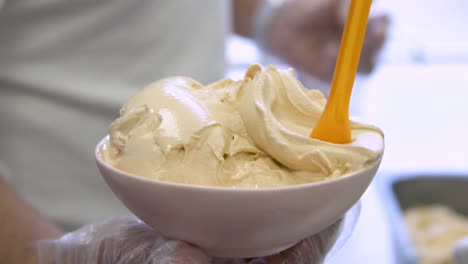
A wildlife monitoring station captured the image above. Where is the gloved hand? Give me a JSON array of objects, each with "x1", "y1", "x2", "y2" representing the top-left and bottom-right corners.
[
  {"x1": 37, "y1": 214, "x2": 348, "y2": 264},
  {"x1": 263, "y1": 0, "x2": 390, "y2": 82}
]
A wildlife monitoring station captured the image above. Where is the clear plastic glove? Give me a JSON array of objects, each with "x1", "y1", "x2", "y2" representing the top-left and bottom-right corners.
[
  {"x1": 263, "y1": 0, "x2": 390, "y2": 82},
  {"x1": 454, "y1": 236, "x2": 468, "y2": 264},
  {"x1": 36, "y1": 210, "x2": 354, "y2": 264},
  {"x1": 37, "y1": 216, "x2": 209, "y2": 264}
]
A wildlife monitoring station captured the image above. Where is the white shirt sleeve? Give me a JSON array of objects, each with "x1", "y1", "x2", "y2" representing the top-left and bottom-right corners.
[
  {"x1": 0, "y1": 0, "x2": 5, "y2": 176},
  {"x1": 0, "y1": 161, "x2": 11, "y2": 182}
]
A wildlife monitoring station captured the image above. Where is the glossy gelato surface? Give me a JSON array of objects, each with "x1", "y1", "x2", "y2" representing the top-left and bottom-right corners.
[{"x1": 103, "y1": 65, "x2": 384, "y2": 188}]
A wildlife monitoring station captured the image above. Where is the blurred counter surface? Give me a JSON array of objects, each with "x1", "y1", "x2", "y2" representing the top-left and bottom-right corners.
[{"x1": 327, "y1": 63, "x2": 468, "y2": 264}]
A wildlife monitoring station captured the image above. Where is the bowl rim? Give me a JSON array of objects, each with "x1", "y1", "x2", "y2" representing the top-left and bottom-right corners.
[{"x1": 96, "y1": 135, "x2": 383, "y2": 193}]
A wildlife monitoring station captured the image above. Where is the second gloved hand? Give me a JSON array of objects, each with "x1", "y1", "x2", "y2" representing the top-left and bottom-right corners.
[{"x1": 262, "y1": 0, "x2": 390, "y2": 82}]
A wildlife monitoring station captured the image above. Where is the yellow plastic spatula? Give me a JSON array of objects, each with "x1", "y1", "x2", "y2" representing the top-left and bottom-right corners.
[{"x1": 310, "y1": 0, "x2": 372, "y2": 144}]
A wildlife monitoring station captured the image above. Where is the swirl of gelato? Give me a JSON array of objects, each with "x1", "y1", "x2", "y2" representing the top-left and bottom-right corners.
[{"x1": 238, "y1": 65, "x2": 383, "y2": 176}]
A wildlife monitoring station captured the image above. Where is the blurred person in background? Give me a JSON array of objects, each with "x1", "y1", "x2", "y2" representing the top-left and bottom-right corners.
[{"x1": 0, "y1": 0, "x2": 388, "y2": 263}]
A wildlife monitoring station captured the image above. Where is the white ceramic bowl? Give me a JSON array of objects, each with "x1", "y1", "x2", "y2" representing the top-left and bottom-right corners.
[{"x1": 95, "y1": 136, "x2": 383, "y2": 258}]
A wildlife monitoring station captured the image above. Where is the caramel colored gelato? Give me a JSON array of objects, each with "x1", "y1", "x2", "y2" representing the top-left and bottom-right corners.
[{"x1": 103, "y1": 65, "x2": 383, "y2": 188}]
